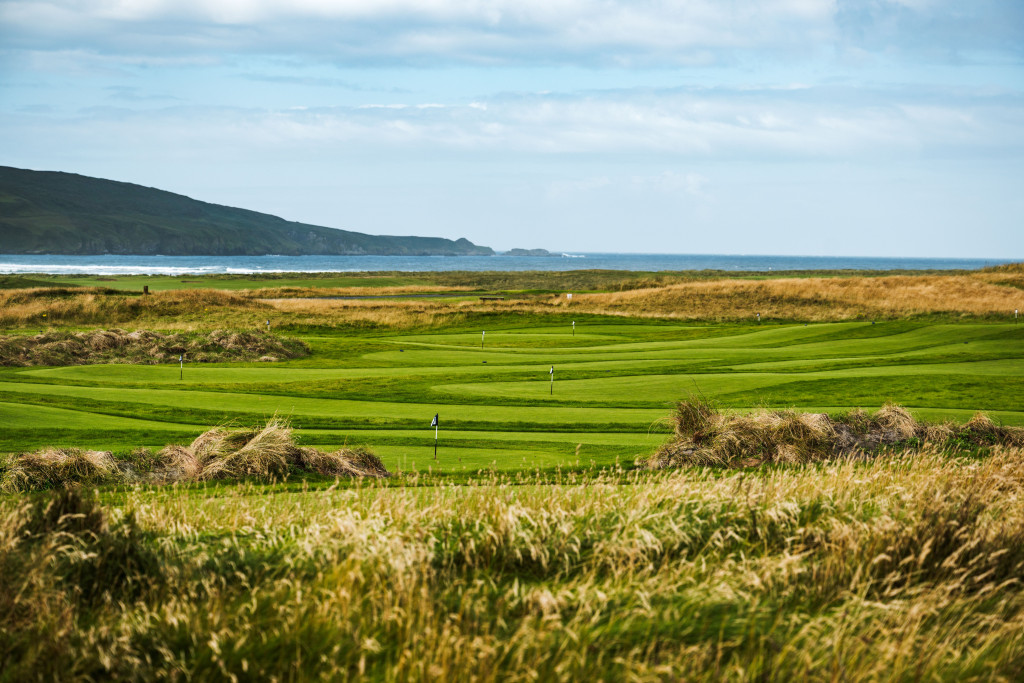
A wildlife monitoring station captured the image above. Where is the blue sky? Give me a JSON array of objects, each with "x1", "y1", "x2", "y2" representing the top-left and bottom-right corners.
[{"x1": 1, "y1": 0, "x2": 1022, "y2": 256}]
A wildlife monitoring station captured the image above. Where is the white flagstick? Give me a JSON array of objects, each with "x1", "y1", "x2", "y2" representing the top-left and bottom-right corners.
[
  {"x1": 481, "y1": 330, "x2": 485, "y2": 349},
  {"x1": 572, "y1": 320, "x2": 575, "y2": 336},
  {"x1": 550, "y1": 365, "x2": 554, "y2": 395},
  {"x1": 431, "y1": 413, "x2": 439, "y2": 460},
  {"x1": 179, "y1": 354, "x2": 183, "y2": 381}
]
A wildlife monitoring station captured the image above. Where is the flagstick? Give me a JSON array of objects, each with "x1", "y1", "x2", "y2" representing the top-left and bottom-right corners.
[
  {"x1": 550, "y1": 366, "x2": 554, "y2": 395},
  {"x1": 179, "y1": 354, "x2": 183, "y2": 381},
  {"x1": 431, "y1": 413, "x2": 439, "y2": 460},
  {"x1": 481, "y1": 330, "x2": 485, "y2": 349}
]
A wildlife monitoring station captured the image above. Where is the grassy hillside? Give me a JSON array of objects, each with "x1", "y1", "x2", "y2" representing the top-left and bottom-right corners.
[{"x1": 0, "y1": 166, "x2": 493, "y2": 256}]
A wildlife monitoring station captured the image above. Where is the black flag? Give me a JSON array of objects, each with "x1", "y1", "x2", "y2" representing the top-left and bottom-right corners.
[{"x1": 431, "y1": 414, "x2": 438, "y2": 427}]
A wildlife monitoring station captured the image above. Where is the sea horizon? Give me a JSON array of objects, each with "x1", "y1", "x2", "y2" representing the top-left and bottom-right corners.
[{"x1": 0, "y1": 252, "x2": 1016, "y2": 276}]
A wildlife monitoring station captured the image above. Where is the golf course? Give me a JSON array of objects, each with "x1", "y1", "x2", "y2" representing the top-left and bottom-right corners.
[
  {"x1": 1, "y1": 317, "x2": 1023, "y2": 468},
  {"x1": 3, "y1": 268, "x2": 1024, "y2": 681}
]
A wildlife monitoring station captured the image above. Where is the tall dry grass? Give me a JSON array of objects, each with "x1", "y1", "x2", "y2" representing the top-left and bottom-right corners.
[
  {"x1": 4, "y1": 270, "x2": 1021, "y2": 330},
  {"x1": 0, "y1": 419, "x2": 388, "y2": 491},
  {"x1": 0, "y1": 327, "x2": 309, "y2": 366},
  {"x1": 0, "y1": 287, "x2": 268, "y2": 329},
  {"x1": 563, "y1": 274, "x2": 1024, "y2": 321},
  {"x1": 646, "y1": 397, "x2": 1024, "y2": 469},
  {"x1": 2, "y1": 449, "x2": 1023, "y2": 679}
]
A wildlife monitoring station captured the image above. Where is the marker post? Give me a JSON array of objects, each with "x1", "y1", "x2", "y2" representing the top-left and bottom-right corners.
[
  {"x1": 481, "y1": 331, "x2": 485, "y2": 349},
  {"x1": 572, "y1": 321, "x2": 575, "y2": 336}
]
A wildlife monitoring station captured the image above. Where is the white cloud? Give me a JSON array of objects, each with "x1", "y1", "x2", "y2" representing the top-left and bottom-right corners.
[
  {"x1": 0, "y1": 0, "x2": 838, "y2": 64},
  {"x1": 8, "y1": 85, "x2": 1016, "y2": 165}
]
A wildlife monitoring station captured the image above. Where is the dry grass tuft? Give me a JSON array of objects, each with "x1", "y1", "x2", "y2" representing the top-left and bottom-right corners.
[
  {"x1": 874, "y1": 402, "x2": 918, "y2": 440},
  {"x1": 0, "y1": 420, "x2": 388, "y2": 491},
  {"x1": 292, "y1": 445, "x2": 391, "y2": 478},
  {"x1": 0, "y1": 328, "x2": 309, "y2": 366},
  {"x1": 645, "y1": 397, "x2": 1024, "y2": 469},
  {"x1": 156, "y1": 418, "x2": 390, "y2": 483},
  {"x1": 1, "y1": 448, "x2": 119, "y2": 492}
]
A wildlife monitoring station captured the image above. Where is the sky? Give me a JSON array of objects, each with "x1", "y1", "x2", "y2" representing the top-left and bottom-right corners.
[{"x1": 1, "y1": 1, "x2": 1022, "y2": 257}]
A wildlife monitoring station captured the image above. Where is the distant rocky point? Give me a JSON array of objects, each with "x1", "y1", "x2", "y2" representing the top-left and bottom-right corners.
[
  {"x1": 503, "y1": 248, "x2": 554, "y2": 257},
  {"x1": 0, "y1": 166, "x2": 494, "y2": 257}
]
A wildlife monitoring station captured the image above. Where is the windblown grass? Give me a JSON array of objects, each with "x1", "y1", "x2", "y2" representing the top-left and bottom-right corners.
[
  {"x1": 0, "y1": 448, "x2": 120, "y2": 492},
  {"x1": 0, "y1": 419, "x2": 388, "y2": 491},
  {"x1": 4, "y1": 268, "x2": 1022, "y2": 331},
  {"x1": 569, "y1": 274, "x2": 1024, "y2": 321},
  {"x1": 0, "y1": 328, "x2": 309, "y2": 366},
  {"x1": 0, "y1": 287, "x2": 267, "y2": 328},
  {"x1": 646, "y1": 397, "x2": 1024, "y2": 469},
  {"x1": 2, "y1": 449, "x2": 1024, "y2": 680},
  {"x1": 156, "y1": 418, "x2": 389, "y2": 482}
]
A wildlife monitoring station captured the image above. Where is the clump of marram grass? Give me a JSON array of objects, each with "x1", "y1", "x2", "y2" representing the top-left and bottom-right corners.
[
  {"x1": 645, "y1": 396, "x2": 1024, "y2": 469},
  {"x1": 0, "y1": 420, "x2": 388, "y2": 491},
  {"x1": 0, "y1": 328, "x2": 309, "y2": 366},
  {"x1": 157, "y1": 419, "x2": 294, "y2": 482},
  {"x1": 0, "y1": 448, "x2": 122, "y2": 492},
  {"x1": 155, "y1": 418, "x2": 389, "y2": 482}
]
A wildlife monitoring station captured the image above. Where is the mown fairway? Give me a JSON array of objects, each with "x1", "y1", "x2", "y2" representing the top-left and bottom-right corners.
[{"x1": 2, "y1": 319, "x2": 1021, "y2": 468}]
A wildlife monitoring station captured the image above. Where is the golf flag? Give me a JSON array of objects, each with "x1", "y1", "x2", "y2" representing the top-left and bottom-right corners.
[
  {"x1": 549, "y1": 365, "x2": 554, "y2": 395},
  {"x1": 431, "y1": 413, "x2": 439, "y2": 459}
]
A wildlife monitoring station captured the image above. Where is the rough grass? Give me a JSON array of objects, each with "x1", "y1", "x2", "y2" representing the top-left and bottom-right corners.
[
  {"x1": 645, "y1": 398, "x2": 1024, "y2": 469},
  {"x1": 2, "y1": 450, "x2": 1024, "y2": 680},
  {"x1": 2, "y1": 268, "x2": 1022, "y2": 332},
  {"x1": 0, "y1": 448, "x2": 120, "y2": 492},
  {"x1": 572, "y1": 274, "x2": 1024, "y2": 321},
  {"x1": 0, "y1": 419, "x2": 388, "y2": 491},
  {"x1": 0, "y1": 287, "x2": 267, "y2": 329},
  {"x1": 0, "y1": 328, "x2": 309, "y2": 366}
]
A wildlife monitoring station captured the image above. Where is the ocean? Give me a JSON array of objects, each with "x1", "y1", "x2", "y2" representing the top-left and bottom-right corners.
[{"x1": 0, "y1": 253, "x2": 1013, "y2": 275}]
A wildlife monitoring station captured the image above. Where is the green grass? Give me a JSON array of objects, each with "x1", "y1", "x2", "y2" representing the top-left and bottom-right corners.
[{"x1": 0, "y1": 319, "x2": 1022, "y2": 470}]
